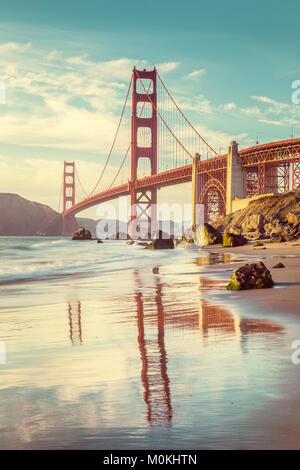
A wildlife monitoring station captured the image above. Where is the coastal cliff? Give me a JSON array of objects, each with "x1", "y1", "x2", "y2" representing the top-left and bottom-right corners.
[{"x1": 214, "y1": 191, "x2": 300, "y2": 240}]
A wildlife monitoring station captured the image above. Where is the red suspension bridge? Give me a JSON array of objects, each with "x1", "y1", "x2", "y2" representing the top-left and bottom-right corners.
[{"x1": 60, "y1": 67, "x2": 300, "y2": 235}]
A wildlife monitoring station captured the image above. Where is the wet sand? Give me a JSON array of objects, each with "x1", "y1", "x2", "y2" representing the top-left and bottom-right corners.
[
  {"x1": 1, "y1": 237, "x2": 300, "y2": 449},
  {"x1": 203, "y1": 239, "x2": 300, "y2": 317}
]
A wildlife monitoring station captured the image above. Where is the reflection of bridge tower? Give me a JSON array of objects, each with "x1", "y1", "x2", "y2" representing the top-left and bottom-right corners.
[
  {"x1": 68, "y1": 301, "x2": 83, "y2": 345},
  {"x1": 134, "y1": 269, "x2": 172, "y2": 426},
  {"x1": 197, "y1": 277, "x2": 283, "y2": 351},
  {"x1": 62, "y1": 162, "x2": 76, "y2": 236},
  {"x1": 130, "y1": 68, "x2": 158, "y2": 237}
]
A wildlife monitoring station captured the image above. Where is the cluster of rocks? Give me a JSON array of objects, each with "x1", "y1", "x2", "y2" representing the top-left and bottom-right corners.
[
  {"x1": 214, "y1": 192, "x2": 300, "y2": 242},
  {"x1": 72, "y1": 227, "x2": 175, "y2": 250},
  {"x1": 175, "y1": 223, "x2": 248, "y2": 248}
]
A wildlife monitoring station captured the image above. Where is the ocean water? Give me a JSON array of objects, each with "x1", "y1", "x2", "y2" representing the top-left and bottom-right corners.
[{"x1": 0, "y1": 236, "x2": 300, "y2": 449}]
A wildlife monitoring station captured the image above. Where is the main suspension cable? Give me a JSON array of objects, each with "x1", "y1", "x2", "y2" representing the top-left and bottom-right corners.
[
  {"x1": 87, "y1": 75, "x2": 133, "y2": 196},
  {"x1": 108, "y1": 142, "x2": 131, "y2": 189},
  {"x1": 108, "y1": 80, "x2": 153, "y2": 189},
  {"x1": 57, "y1": 171, "x2": 64, "y2": 212},
  {"x1": 75, "y1": 165, "x2": 89, "y2": 198}
]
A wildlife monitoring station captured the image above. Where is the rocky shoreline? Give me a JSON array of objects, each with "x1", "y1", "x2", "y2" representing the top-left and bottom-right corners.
[{"x1": 214, "y1": 191, "x2": 300, "y2": 242}]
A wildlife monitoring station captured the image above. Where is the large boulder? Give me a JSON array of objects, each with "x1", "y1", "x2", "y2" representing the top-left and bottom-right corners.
[
  {"x1": 193, "y1": 223, "x2": 222, "y2": 246},
  {"x1": 223, "y1": 231, "x2": 247, "y2": 247},
  {"x1": 146, "y1": 230, "x2": 174, "y2": 250},
  {"x1": 72, "y1": 227, "x2": 92, "y2": 240},
  {"x1": 226, "y1": 262, "x2": 274, "y2": 291}
]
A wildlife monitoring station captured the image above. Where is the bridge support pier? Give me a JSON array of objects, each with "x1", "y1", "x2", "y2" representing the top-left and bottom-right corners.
[
  {"x1": 191, "y1": 153, "x2": 201, "y2": 229},
  {"x1": 226, "y1": 141, "x2": 247, "y2": 215},
  {"x1": 62, "y1": 214, "x2": 76, "y2": 236}
]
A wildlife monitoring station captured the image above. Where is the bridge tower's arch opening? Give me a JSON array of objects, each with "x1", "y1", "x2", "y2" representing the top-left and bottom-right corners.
[{"x1": 200, "y1": 179, "x2": 226, "y2": 224}]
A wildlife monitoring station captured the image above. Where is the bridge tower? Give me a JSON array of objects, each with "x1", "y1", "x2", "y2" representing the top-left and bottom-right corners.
[
  {"x1": 130, "y1": 67, "x2": 158, "y2": 238},
  {"x1": 226, "y1": 141, "x2": 247, "y2": 214},
  {"x1": 62, "y1": 161, "x2": 76, "y2": 236}
]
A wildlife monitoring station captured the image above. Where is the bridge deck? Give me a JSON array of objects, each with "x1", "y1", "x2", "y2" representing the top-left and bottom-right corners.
[{"x1": 64, "y1": 138, "x2": 300, "y2": 217}]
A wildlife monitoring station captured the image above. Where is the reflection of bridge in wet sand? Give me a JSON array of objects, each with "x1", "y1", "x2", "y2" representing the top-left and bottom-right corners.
[
  {"x1": 68, "y1": 301, "x2": 83, "y2": 345},
  {"x1": 66, "y1": 265, "x2": 284, "y2": 426},
  {"x1": 198, "y1": 279, "x2": 284, "y2": 350},
  {"x1": 195, "y1": 258, "x2": 284, "y2": 347},
  {"x1": 134, "y1": 268, "x2": 172, "y2": 426}
]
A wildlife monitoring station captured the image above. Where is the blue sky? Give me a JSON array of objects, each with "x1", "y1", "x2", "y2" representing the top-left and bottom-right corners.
[{"x1": 0, "y1": 0, "x2": 300, "y2": 216}]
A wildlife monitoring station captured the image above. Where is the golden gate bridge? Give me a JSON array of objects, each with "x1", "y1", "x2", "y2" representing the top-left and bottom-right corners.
[{"x1": 59, "y1": 67, "x2": 300, "y2": 235}]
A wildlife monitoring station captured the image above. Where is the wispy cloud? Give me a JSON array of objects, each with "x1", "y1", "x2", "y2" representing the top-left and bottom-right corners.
[
  {"x1": 192, "y1": 125, "x2": 249, "y2": 151},
  {"x1": 0, "y1": 41, "x2": 32, "y2": 54},
  {"x1": 184, "y1": 69, "x2": 206, "y2": 80},
  {"x1": 258, "y1": 119, "x2": 282, "y2": 126},
  {"x1": 157, "y1": 62, "x2": 181, "y2": 73},
  {"x1": 250, "y1": 95, "x2": 300, "y2": 127},
  {"x1": 240, "y1": 106, "x2": 261, "y2": 116},
  {"x1": 221, "y1": 102, "x2": 236, "y2": 111},
  {"x1": 178, "y1": 94, "x2": 212, "y2": 114},
  {"x1": 251, "y1": 95, "x2": 276, "y2": 104}
]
